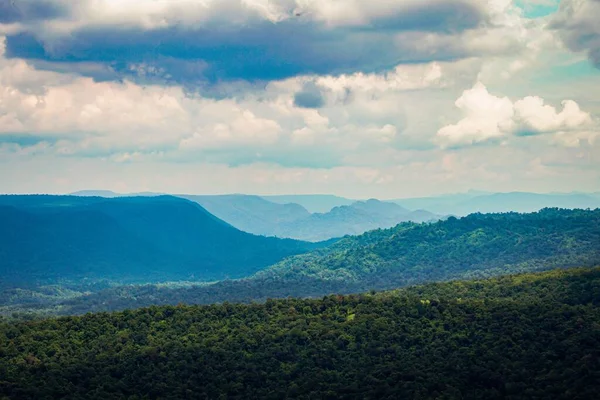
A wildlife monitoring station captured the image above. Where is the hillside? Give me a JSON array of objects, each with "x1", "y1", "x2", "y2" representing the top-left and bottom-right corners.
[
  {"x1": 69, "y1": 192, "x2": 440, "y2": 241},
  {"x1": 185, "y1": 196, "x2": 440, "y2": 242},
  {"x1": 9, "y1": 207, "x2": 599, "y2": 317},
  {"x1": 259, "y1": 208, "x2": 600, "y2": 287},
  {"x1": 0, "y1": 195, "x2": 321, "y2": 287},
  {"x1": 181, "y1": 194, "x2": 311, "y2": 237},
  {"x1": 274, "y1": 200, "x2": 440, "y2": 241},
  {"x1": 1, "y1": 267, "x2": 599, "y2": 399},
  {"x1": 261, "y1": 194, "x2": 356, "y2": 213}
]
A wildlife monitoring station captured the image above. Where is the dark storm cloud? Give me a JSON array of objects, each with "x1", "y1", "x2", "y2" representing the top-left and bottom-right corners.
[
  {"x1": 0, "y1": 0, "x2": 69, "y2": 23},
  {"x1": 551, "y1": 0, "x2": 600, "y2": 69},
  {"x1": 3, "y1": 0, "x2": 486, "y2": 83}
]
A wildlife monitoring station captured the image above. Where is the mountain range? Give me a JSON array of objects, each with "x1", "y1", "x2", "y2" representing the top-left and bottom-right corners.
[
  {"x1": 189, "y1": 196, "x2": 440, "y2": 241},
  {"x1": 6, "y1": 207, "x2": 598, "y2": 317},
  {"x1": 0, "y1": 195, "x2": 323, "y2": 287},
  {"x1": 70, "y1": 190, "x2": 600, "y2": 240},
  {"x1": 391, "y1": 191, "x2": 600, "y2": 215},
  {"x1": 71, "y1": 191, "x2": 441, "y2": 241}
]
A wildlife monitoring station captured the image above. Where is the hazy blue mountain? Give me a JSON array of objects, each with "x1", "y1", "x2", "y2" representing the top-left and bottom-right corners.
[
  {"x1": 180, "y1": 194, "x2": 310, "y2": 236},
  {"x1": 390, "y1": 190, "x2": 486, "y2": 212},
  {"x1": 262, "y1": 194, "x2": 356, "y2": 213},
  {"x1": 69, "y1": 192, "x2": 440, "y2": 241},
  {"x1": 70, "y1": 190, "x2": 163, "y2": 197},
  {"x1": 183, "y1": 196, "x2": 440, "y2": 241},
  {"x1": 273, "y1": 199, "x2": 441, "y2": 241},
  {"x1": 393, "y1": 191, "x2": 600, "y2": 215},
  {"x1": 0, "y1": 195, "x2": 321, "y2": 287},
  {"x1": 70, "y1": 190, "x2": 120, "y2": 197}
]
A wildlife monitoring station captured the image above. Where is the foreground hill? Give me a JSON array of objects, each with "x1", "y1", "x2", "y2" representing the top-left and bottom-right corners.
[
  {"x1": 1, "y1": 267, "x2": 599, "y2": 399},
  {"x1": 13, "y1": 207, "x2": 599, "y2": 316},
  {"x1": 0, "y1": 195, "x2": 321, "y2": 287}
]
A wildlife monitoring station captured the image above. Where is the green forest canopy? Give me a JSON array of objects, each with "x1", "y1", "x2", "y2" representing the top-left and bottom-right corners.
[{"x1": 1, "y1": 266, "x2": 599, "y2": 399}]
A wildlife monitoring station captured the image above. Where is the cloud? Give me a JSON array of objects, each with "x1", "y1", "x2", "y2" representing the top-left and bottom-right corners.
[
  {"x1": 293, "y1": 82, "x2": 325, "y2": 109},
  {"x1": 551, "y1": 0, "x2": 600, "y2": 68},
  {"x1": 0, "y1": 0, "x2": 528, "y2": 84},
  {"x1": 0, "y1": 0, "x2": 70, "y2": 24},
  {"x1": 436, "y1": 82, "x2": 594, "y2": 146},
  {"x1": 2, "y1": 30, "x2": 475, "y2": 168}
]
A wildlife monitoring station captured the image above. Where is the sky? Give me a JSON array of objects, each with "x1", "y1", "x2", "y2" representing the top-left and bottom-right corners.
[{"x1": 0, "y1": 0, "x2": 599, "y2": 198}]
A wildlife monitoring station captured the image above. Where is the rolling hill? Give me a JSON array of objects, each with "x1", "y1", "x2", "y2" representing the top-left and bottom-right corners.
[
  {"x1": 13, "y1": 208, "x2": 599, "y2": 316},
  {"x1": 2, "y1": 267, "x2": 599, "y2": 399},
  {"x1": 0, "y1": 195, "x2": 322, "y2": 287},
  {"x1": 272, "y1": 199, "x2": 440, "y2": 241},
  {"x1": 261, "y1": 194, "x2": 356, "y2": 213},
  {"x1": 69, "y1": 192, "x2": 440, "y2": 241},
  {"x1": 191, "y1": 197, "x2": 441, "y2": 242},
  {"x1": 181, "y1": 194, "x2": 311, "y2": 237}
]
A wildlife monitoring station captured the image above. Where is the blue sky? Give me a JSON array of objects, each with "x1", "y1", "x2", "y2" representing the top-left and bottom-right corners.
[{"x1": 0, "y1": 0, "x2": 599, "y2": 197}]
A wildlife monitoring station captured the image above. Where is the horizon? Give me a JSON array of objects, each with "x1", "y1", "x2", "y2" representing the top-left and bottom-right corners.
[{"x1": 1, "y1": 188, "x2": 599, "y2": 201}]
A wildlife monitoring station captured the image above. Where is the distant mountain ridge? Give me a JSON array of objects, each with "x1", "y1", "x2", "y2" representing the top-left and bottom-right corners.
[
  {"x1": 0, "y1": 195, "x2": 322, "y2": 287},
  {"x1": 261, "y1": 194, "x2": 356, "y2": 213},
  {"x1": 67, "y1": 190, "x2": 600, "y2": 240},
  {"x1": 269, "y1": 199, "x2": 440, "y2": 241},
  {"x1": 392, "y1": 191, "x2": 600, "y2": 215},
  {"x1": 182, "y1": 194, "x2": 311, "y2": 237},
  {"x1": 69, "y1": 191, "x2": 441, "y2": 241}
]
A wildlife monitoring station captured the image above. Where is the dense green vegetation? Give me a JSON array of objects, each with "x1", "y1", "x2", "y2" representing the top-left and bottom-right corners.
[
  {"x1": 259, "y1": 208, "x2": 600, "y2": 285},
  {"x1": 0, "y1": 195, "x2": 322, "y2": 287},
  {"x1": 1, "y1": 267, "x2": 599, "y2": 399},
  {"x1": 2, "y1": 207, "x2": 598, "y2": 317}
]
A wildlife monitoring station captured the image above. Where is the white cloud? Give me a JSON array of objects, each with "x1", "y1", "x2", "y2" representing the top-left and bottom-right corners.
[
  {"x1": 0, "y1": 35, "x2": 456, "y2": 166},
  {"x1": 436, "y1": 83, "x2": 514, "y2": 145},
  {"x1": 179, "y1": 109, "x2": 281, "y2": 151},
  {"x1": 1, "y1": 0, "x2": 600, "y2": 198},
  {"x1": 436, "y1": 82, "x2": 595, "y2": 147},
  {"x1": 513, "y1": 97, "x2": 592, "y2": 134}
]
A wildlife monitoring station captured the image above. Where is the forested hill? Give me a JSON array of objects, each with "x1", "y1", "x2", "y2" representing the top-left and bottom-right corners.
[
  {"x1": 258, "y1": 208, "x2": 600, "y2": 286},
  {"x1": 1, "y1": 267, "x2": 599, "y2": 399},
  {"x1": 0, "y1": 195, "x2": 323, "y2": 286},
  {"x1": 41, "y1": 207, "x2": 600, "y2": 316}
]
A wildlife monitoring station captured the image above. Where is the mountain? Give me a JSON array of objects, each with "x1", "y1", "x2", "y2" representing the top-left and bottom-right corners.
[
  {"x1": 2, "y1": 267, "x2": 599, "y2": 399},
  {"x1": 180, "y1": 195, "x2": 311, "y2": 237},
  {"x1": 262, "y1": 194, "x2": 356, "y2": 213},
  {"x1": 272, "y1": 199, "x2": 440, "y2": 241},
  {"x1": 69, "y1": 192, "x2": 438, "y2": 241},
  {"x1": 70, "y1": 190, "x2": 121, "y2": 197},
  {"x1": 0, "y1": 195, "x2": 322, "y2": 287},
  {"x1": 70, "y1": 190, "x2": 163, "y2": 197},
  {"x1": 393, "y1": 191, "x2": 600, "y2": 215},
  {"x1": 259, "y1": 208, "x2": 600, "y2": 289},
  {"x1": 16, "y1": 208, "x2": 599, "y2": 316}
]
